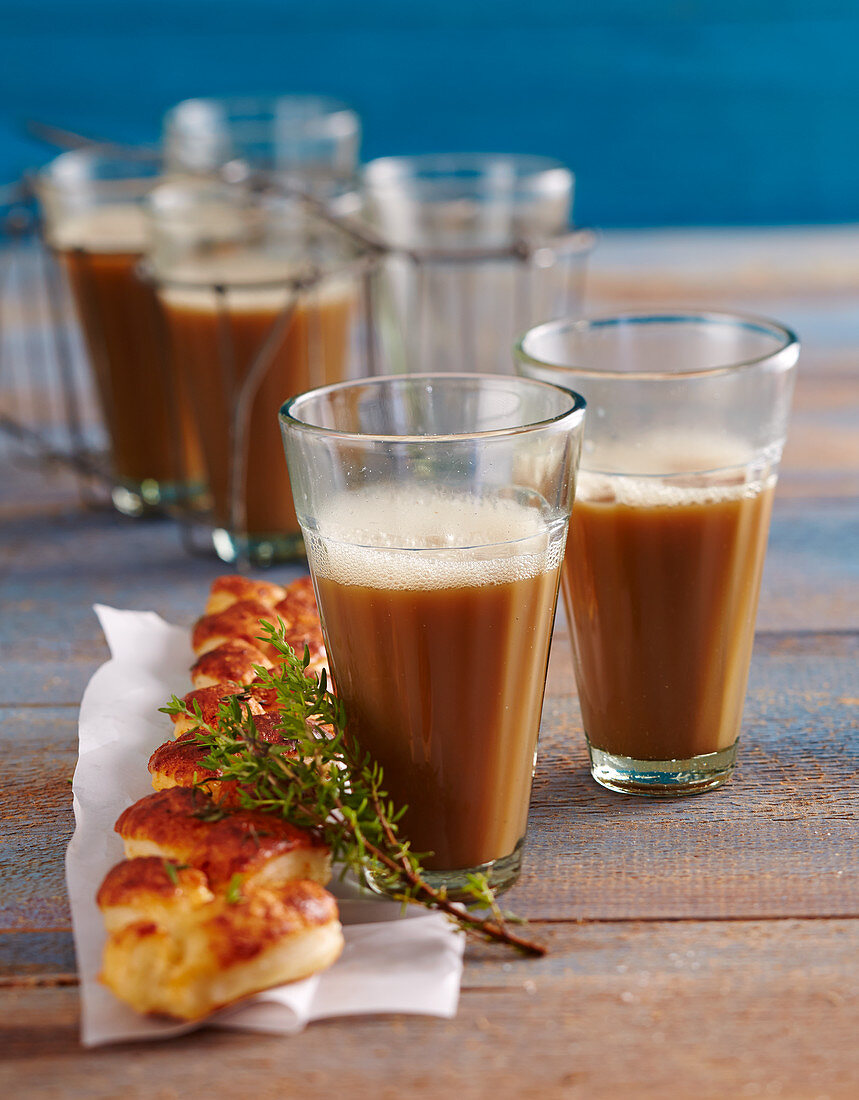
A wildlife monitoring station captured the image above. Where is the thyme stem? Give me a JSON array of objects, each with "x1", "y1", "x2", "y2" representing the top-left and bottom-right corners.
[{"x1": 162, "y1": 621, "x2": 546, "y2": 957}]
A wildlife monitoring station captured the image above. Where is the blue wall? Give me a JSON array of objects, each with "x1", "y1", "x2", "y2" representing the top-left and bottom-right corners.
[{"x1": 3, "y1": 1, "x2": 859, "y2": 228}]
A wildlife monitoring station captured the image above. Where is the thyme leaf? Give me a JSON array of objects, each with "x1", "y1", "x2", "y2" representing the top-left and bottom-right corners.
[
  {"x1": 169, "y1": 620, "x2": 546, "y2": 957},
  {"x1": 225, "y1": 873, "x2": 244, "y2": 905},
  {"x1": 162, "y1": 860, "x2": 191, "y2": 886}
]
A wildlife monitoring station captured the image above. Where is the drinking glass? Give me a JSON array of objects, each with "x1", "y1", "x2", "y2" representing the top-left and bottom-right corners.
[
  {"x1": 163, "y1": 94, "x2": 360, "y2": 210},
  {"x1": 146, "y1": 177, "x2": 374, "y2": 565},
  {"x1": 516, "y1": 312, "x2": 800, "y2": 795},
  {"x1": 280, "y1": 373, "x2": 586, "y2": 895},
  {"x1": 362, "y1": 153, "x2": 592, "y2": 375},
  {"x1": 36, "y1": 150, "x2": 204, "y2": 515}
]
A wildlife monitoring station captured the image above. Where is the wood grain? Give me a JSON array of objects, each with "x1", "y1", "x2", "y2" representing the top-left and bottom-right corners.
[
  {"x1": 2, "y1": 630, "x2": 855, "y2": 987},
  {"x1": 1, "y1": 920, "x2": 856, "y2": 1100},
  {"x1": 2, "y1": 479, "x2": 858, "y2": 707},
  {"x1": 1, "y1": 227, "x2": 857, "y2": 1093}
]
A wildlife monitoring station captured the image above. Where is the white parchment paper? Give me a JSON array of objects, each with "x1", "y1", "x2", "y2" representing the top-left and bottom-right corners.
[{"x1": 66, "y1": 605, "x2": 464, "y2": 1047}]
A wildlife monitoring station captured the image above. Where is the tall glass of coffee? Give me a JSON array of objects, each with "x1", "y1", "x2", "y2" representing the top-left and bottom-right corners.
[
  {"x1": 37, "y1": 150, "x2": 204, "y2": 515},
  {"x1": 280, "y1": 374, "x2": 586, "y2": 895},
  {"x1": 147, "y1": 179, "x2": 372, "y2": 564},
  {"x1": 516, "y1": 313, "x2": 799, "y2": 796}
]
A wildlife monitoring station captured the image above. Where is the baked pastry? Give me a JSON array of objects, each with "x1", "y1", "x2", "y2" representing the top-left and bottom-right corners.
[
  {"x1": 98, "y1": 859, "x2": 342, "y2": 1020},
  {"x1": 205, "y1": 576, "x2": 287, "y2": 616},
  {"x1": 191, "y1": 599, "x2": 281, "y2": 658},
  {"x1": 97, "y1": 856, "x2": 214, "y2": 933},
  {"x1": 274, "y1": 576, "x2": 319, "y2": 622},
  {"x1": 192, "y1": 576, "x2": 328, "y2": 681},
  {"x1": 273, "y1": 578, "x2": 328, "y2": 675},
  {"x1": 150, "y1": 711, "x2": 293, "y2": 801},
  {"x1": 116, "y1": 787, "x2": 330, "y2": 889},
  {"x1": 170, "y1": 683, "x2": 267, "y2": 739},
  {"x1": 97, "y1": 571, "x2": 341, "y2": 1022},
  {"x1": 190, "y1": 639, "x2": 273, "y2": 690}
]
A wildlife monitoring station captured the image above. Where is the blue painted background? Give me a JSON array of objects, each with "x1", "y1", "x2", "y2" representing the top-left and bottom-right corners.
[{"x1": 3, "y1": 1, "x2": 859, "y2": 227}]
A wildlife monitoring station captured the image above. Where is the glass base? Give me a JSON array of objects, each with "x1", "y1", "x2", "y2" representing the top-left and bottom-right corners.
[
  {"x1": 588, "y1": 740, "x2": 738, "y2": 797},
  {"x1": 362, "y1": 838, "x2": 525, "y2": 903},
  {"x1": 111, "y1": 478, "x2": 205, "y2": 518},
  {"x1": 211, "y1": 527, "x2": 307, "y2": 567}
]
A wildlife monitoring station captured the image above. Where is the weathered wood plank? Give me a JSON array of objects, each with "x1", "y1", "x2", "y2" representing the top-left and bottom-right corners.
[
  {"x1": 0, "y1": 229, "x2": 857, "y2": 1090},
  {"x1": 588, "y1": 226, "x2": 859, "y2": 312},
  {"x1": 0, "y1": 933, "x2": 75, "y2": 983},
  {"x1": 0, "y1": 920, "x2": 856, "y2": 1100},
  {"x1": 758, "y1": 498, "x2": 859, "y2": 632},
  {"x1": 0, "y1": 708, "x2": 75, "y2": 935},
  {"x1": 2, "y1": 474, "x2": 858, "y2": 705},
  {"x1": 0, "y1": 467, "x2": 309, "y2": 705},
  {"x1": 2, "y1": 631, "x2": 855, "y2": 956},
  {"x1": 511, "y1": 631, "x2": 859, "y2": 921}
]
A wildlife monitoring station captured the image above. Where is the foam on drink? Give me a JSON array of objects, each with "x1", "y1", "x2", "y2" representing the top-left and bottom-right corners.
[
  {"x1": 46, "y1": 204, "x2": 149, "y2": 252},
  {"x1": 578, "y1": 470, "x2": 776, "y2": 508},
  {"x1": 309, "y1": 485, "x2": 565, "y2": 590},
  {"x1": 159, "y1": 252, "x2": 354, "y2": 314}
]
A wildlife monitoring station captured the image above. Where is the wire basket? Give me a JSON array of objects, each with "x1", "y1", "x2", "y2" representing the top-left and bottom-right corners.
[{"x1": 1, "y1": 162, "x2": 594, "y2": 567}]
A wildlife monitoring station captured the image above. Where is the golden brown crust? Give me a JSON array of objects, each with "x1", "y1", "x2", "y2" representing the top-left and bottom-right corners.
[
  {"x1": 98, "y1": 570, "x2": 341, "y2": 1022},
  {"x1": 268, "y1": 576, "x2": 328, "y2": 677},
  {"x1": 205, "y1": 576, "x2": 287, "y2": 616},
  {"x1": 191, "y1": 599, "x2": 280, "y2": 657},
  {"x1": 148, "y1": 731, "x2": 223, "y2": 791},
  {"x1": 189, "y1": 640, "x2": 273, "y2": 690},
  {"x1": 245, "y1": 680, "x2": 281, "y2": 711},
  {"x1": 115, "y1": 787, "x2": 326, "y2": 889},
  {"x1": 98, "y1": 876, "x2": 343, "y2": 1020},
  {"x1": 277, "y1": 576, "x2": 319, "y2": 620},
  {"x1": 96, "y1": 856, "x2": 211, "y2": 910},
  {"x1": 276, "y1": 619, "x2": 327, "y2": 670},
  {"x1": 275, "y1": 579, "x2": 323, "y2": 640},
  {"x1": 171, "y1": 682, "x2": 267, "y2": 738},
  {"x1": 150, "y1": 710, "x2": 295, "y2": 800},
  {"x1": 192, "y1": 577, "x2": 327, "y2": 678},
  {"x1": 206, "y1": 880, "x2": 338, "y2": 968}
]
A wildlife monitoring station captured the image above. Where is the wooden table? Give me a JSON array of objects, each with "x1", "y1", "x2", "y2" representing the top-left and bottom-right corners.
[{"x1": 2, "y1": 229, "x2": 857, "y2": 1097}]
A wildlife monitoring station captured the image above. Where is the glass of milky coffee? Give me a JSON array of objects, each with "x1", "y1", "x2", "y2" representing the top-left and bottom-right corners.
[
  {"x1": 146, "y1": 178, "x2": 373, "y2": 565},
  {"x1": 516, "y1": 312, "x2": 800, "y2": 796},
  {"x1": 280, "y1": 374, "x2": 586, "y2": 896},
  {"x1": 36, "y1": 150, "x2": 206, "y2": 515}
]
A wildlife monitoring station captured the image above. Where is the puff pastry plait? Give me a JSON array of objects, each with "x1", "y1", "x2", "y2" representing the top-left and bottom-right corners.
[{"x1": 96, "y1": 574, "x2": 343, "y2": 1021}]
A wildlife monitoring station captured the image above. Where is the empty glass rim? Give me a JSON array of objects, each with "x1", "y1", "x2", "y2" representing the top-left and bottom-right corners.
[
  {"x1": 164, "y1": 95, "x2": 359, "y2": 138},
  {"x1": 280, "y1": 372, "x2": 586, "y2": 443},
  {"x1": 37, "y1": 147, "x2": 161, "y2": 186},
  {"x1": 515, "y1": 311, "x2": 800, "y2": 381},
  {"x1": 363, "y1": 153, "x2": 573, "y2": 193}
]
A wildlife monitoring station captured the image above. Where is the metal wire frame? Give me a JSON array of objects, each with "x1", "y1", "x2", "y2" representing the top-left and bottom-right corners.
[{"x1": 0, "y1": 159, "x2": 594, "y2": 564}]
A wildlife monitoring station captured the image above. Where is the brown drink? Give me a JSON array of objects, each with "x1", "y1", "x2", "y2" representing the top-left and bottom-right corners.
[
  {"x1": 308, "y1": 487, "x2": 565, "y2": 871},
  {"x1": 52, "y1": 208, "x2": 203, "y2": 502},
  {"x1": 564, "y1": 471, "x2": 775, "y2": 762},
  {"x1": 159, "y1": 271, "x2": 353, "y2": 541}
]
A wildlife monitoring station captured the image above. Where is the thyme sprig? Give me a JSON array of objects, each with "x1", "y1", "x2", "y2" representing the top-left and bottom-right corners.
[{"x1": 161, "y1": 620, "x2": 545, "y2": 957}]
